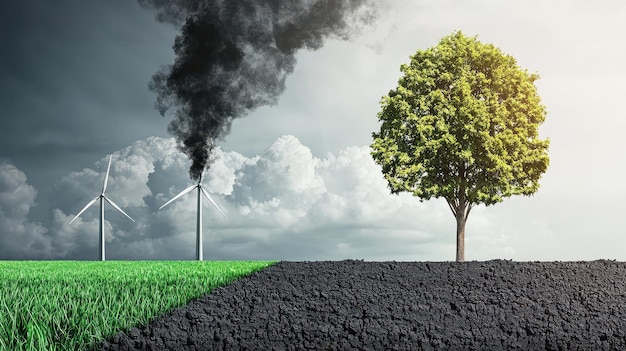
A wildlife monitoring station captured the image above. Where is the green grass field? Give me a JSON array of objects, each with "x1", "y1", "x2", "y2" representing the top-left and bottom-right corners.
[{"x1": 0, "y1": 260, "x2": 277, "y2": 351}]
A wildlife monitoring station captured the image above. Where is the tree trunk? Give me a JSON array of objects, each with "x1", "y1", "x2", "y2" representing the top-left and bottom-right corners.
[
  {"x1": 455, "y1": 207, "x2": 466, "y2": 262},
  {"x1": 446, "y1": 195, "x2": 472, "y2": 262}
]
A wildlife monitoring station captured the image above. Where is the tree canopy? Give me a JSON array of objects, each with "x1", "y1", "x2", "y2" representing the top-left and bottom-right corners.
[{"x1": 371, "y1": 31, "x2": 550, "y2": 261}]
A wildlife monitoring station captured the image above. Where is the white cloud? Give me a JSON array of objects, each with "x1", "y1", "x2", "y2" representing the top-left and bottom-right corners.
[
  {"x1": 4, "y1": 135, "x2": 601, "y2": 261},
  {"x1": 0, "y1": 162, "x2": 51, "y2": 259},
  {"x1": 1, "y1": 136, "x2": 467, "y2": 260}
]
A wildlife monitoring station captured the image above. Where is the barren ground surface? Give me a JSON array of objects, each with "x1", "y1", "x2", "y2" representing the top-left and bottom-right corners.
[{"x1": 97, "y1": 260, "x2": 626, "y2": 350}]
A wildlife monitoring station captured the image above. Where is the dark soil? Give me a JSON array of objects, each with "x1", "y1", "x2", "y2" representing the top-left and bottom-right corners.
[{"x1": 96, "y1": 260, "x2": 626, "y2": 350}]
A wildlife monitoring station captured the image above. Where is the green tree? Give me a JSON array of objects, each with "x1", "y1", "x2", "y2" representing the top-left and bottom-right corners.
[{"x1": 371, "y1": 31, "x2": 550, "y2": 262}]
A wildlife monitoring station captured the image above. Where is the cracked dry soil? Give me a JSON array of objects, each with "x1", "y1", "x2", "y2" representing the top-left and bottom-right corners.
[{"x1": 97, "y1": 260, "x2": 626, "y2": 350}]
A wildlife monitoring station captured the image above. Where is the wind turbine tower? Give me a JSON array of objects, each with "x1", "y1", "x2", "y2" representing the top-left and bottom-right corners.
[
  {"x1": 159, "y1": 172, "x2": 226, "y2": 261},
  {"x1": 69, "y1": 155, "x2": 134, "y2": 261}
]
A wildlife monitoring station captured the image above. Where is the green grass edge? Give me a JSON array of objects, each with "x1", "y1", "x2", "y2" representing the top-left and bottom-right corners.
[{"x1": 0, "y1": 260, "x2": 280, "y2": 351}]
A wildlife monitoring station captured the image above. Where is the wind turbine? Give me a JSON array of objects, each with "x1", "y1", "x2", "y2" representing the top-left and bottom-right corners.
[
  {"x1": 69, "y1": 155, "x2": 134, "y2": 261},
  {"x1": 159, "y1": 172, "x2": 226, "y2": 261}
]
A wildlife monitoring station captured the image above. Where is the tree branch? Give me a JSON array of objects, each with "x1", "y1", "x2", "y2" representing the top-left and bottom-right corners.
[
  {"x1": 465, "y1": 203, "x2": 473, "y2": 222},
  {"x1": 467, "y1": 177, "x2": 486, "y2": 202},
  {"x1": 446, "y1": 198, "x2": 457, "y2": 217}
]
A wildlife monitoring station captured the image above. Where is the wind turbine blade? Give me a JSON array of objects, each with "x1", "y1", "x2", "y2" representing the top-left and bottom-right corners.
[
  {"x1": 158, "y1": 185, "x2": 197, "y2": 210},
  {"x1": 104, "y1": 196, "x2": 135, "y2": 222},
  {"x1": 200, "y1": 187, "x2": 226, "y2": 217},
  {"x1": 69, "y1": 196, "x2": 100, "y2": 224},
  {"x1": 102, "y1": 155, "x2": 113, "y2": 194}
]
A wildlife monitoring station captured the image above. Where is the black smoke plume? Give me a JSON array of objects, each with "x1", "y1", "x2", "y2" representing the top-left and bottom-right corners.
[{"x1": 139, "y1": 0, "x2": 378, "y2": 180}]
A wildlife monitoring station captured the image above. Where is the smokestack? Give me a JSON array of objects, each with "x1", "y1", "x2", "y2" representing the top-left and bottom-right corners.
[{"x1": 139, "y1": 0, "x2": 378, "y2": 180}]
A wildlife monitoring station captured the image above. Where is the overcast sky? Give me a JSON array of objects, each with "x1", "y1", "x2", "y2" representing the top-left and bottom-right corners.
[{"x1": 1, "y1": 1, "x2": 624, "y2": 261}]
